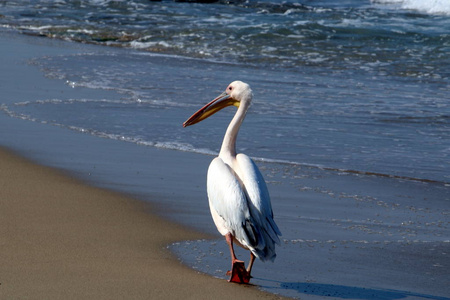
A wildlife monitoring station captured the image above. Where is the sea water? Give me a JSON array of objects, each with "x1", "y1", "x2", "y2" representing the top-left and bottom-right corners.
[
  {"x1": 1, "y1": 0, "x2": 448, "y2": 182},
  {"x1": 1, "y1": 0, "x2": 449, "y2": 299}
]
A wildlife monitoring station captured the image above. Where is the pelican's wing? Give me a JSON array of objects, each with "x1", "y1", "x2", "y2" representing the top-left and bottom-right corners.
[
  {"x1": 207, "y1": 157, "x2": 259, "y2": 250},
  {"x1": 236, "y1": 154, "x2": 282, "y2": 254}
]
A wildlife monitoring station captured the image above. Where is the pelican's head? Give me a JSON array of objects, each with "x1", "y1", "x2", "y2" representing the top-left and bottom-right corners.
[{"x1": 183, "y1": 81, "x2": 252, "y2": 127}]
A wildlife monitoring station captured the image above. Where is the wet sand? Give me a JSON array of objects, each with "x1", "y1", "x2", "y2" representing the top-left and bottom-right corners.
[{"x1": 0, "y1": 147, "x2": 284, "y2": 299}]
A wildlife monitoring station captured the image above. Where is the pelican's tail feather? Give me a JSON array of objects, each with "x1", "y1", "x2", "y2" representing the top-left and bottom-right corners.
[{"x1": 252, "y1": 229, "x2": 277, "y2": 262}]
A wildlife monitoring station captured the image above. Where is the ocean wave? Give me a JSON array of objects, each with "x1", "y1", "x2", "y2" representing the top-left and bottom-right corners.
[
  {"x1": 373, "y1": 0, "x2": 450, "y2": 15},
  {"x1": 2, "y1": 0, "x2": 448, "y2": 81},
  {"x1": 252, "y1": 156, "x2": 450, "y2": 185},
  {"x1": 7, "y1": 99, "x2": 447, "y2": 186},
  {"x1": 4, "y1": 95, "x2": 449, "y2": 186}
]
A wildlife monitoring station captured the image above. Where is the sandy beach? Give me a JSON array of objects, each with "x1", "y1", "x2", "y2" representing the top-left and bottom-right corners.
[{"x1": 0, "y1": 147, "x2": 284, "y2": 299}]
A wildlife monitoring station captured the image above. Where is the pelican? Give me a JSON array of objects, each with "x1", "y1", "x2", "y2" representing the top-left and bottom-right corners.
[{"x1": 183, "y1": 81, "x2": 281, "y2": 284}]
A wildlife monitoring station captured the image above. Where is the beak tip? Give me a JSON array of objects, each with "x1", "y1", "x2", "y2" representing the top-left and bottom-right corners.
[{"x1": 183, "y1": 92, "x2": 231, "y2": 129}]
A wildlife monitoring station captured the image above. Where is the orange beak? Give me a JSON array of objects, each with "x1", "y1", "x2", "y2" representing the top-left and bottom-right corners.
[{"x1": 183, "y1": 92, "x2": 239, "y2": 127}]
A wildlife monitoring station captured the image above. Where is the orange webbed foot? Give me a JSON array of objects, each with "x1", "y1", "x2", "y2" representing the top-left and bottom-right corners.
[{"x1": 227, "y1": 260, "x2": 250, "y2": 284}]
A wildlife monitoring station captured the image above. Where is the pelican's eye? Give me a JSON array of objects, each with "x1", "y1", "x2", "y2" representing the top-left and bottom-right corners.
[{"x1": 228, "y1": 86, "x2": 233, "y2": 91}]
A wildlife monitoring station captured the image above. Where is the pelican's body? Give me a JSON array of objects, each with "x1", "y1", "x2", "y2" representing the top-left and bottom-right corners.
[{"x1": 183, "y1": 81, "x2": 281, "y2": 283}]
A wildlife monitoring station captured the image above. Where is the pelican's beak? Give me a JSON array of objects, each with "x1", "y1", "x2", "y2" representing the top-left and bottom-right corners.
[{"x1": 183, "y1": 91, "x2": 239, "y2": 127}]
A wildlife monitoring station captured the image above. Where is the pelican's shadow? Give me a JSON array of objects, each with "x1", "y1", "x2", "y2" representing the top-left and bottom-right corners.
[{"x1": 254, "y1": 278, "x2": 450, "y2": 300}]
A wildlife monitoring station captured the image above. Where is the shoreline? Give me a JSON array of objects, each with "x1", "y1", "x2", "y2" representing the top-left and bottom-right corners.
[
  {"x1": 0, "y1": 147, "x2": 284, "y2": 299},
  {"x1": 1, "y1": 28, "x2": 448, "y2": 300}
]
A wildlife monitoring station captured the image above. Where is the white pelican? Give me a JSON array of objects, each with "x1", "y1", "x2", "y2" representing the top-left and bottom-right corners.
[{"x1": 183, "y1": 81, "x2": 281, "y2": 284}]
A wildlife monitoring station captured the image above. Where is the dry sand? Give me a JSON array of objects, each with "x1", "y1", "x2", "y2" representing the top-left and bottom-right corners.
[{"x1": 0, "y1": 147, "x2": 284, "y2": 299}]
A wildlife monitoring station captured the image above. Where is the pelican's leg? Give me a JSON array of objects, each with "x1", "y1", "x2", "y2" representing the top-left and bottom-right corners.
[
  {"x1": 225, "y1": 233, "x2": 250, "y2": 284},
  {"x1": 225, "y1": 233, "x2": 239, "y2": 262},
  {"x1": 246, "y1": 252, "x2": 256, "y2": 276}
]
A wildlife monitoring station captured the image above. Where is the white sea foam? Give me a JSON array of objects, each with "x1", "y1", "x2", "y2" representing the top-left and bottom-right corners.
[
  {"x1": 66, "y1": 29, "x2": 97, "y2": 35},
  {"x1": 20, "y1": 25, "x2": 59, "y2": 31},
  {"x1": 129, "y1": 40, "x2": 171, "y2": 50},
  {"x1": 373, "y1": 0, "x2": 450, "y2": 15}
]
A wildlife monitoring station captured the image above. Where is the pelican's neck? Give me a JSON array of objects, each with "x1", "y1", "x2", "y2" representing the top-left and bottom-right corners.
[{"x1": 218, "y1": 103, "x2": 249, "y2": 164}]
